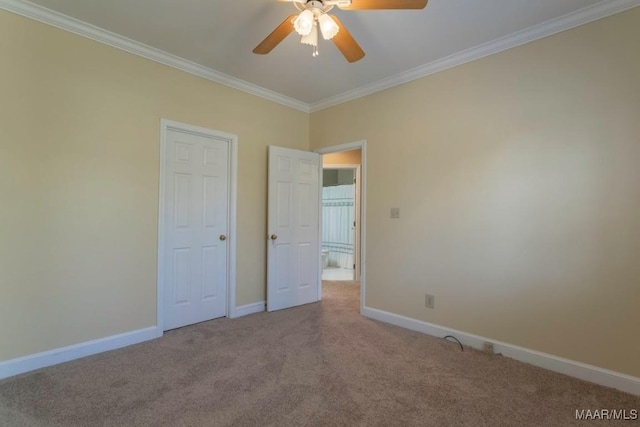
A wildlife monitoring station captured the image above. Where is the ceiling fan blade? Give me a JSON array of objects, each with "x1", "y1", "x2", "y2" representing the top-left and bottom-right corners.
[
  {"x1": 331, "y1": 16, "x2": 365, "y2": 63},
  {"x1": 253, "y1": 14, "x2": 297, "y2": 55},
  {"x1": 339, "y1": 0, "x2": 428, "y2": 10}
]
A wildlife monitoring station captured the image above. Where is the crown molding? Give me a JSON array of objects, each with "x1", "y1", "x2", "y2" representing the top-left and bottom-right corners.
[
  {"x1": 0, "y1": 0, "x2": 311, "y2": 113},
  {"x1": 2, "y1": 0, "x2": 638, "y2": 115},
  {"x1": 309, "y1": 0, "x2": 640, "y2": 112}
]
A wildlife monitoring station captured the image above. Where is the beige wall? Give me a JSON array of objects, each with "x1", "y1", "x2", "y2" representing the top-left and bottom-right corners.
[
  {"x1": 311, "y1": 9, "x2": 640, "y2": 377},
  {"x1": 0, "y1": 11, "x2": 308, "y2": 361},
  {"x1": 323, "y1": 149, "x2": 361, "y2": 166}
]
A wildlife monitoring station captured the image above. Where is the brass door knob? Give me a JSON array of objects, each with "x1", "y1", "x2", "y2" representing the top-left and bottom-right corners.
[
  {"x1": 270, "y1": 234, "x2": 278, "y2": 240},
  {"x1": 219, "y1": 235, "x2": 227, "y2": 241}
]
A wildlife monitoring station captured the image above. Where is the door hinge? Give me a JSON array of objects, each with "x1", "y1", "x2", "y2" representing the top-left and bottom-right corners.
[{"x1": 353, "y1": 264, "x2": 356, "y2": 269}]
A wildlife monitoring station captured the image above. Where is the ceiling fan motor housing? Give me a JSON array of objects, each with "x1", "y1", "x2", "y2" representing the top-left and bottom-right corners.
[{"x1": 295, "y1": 0, "x2": 348, "y2": 13}]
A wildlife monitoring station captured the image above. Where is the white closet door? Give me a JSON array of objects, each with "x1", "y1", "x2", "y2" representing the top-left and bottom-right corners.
[{"x1": 163, "y1": 128, "x2": 229, "y2": 330}]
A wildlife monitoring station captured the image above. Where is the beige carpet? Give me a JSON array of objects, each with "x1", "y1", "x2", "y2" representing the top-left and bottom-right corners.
[{"x1": 1, "y1": 281, "x2": 638, "y2": 426}]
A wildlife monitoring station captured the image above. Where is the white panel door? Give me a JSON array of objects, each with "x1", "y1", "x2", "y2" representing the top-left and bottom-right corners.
[
  {"x1": 163, "y1": 128, "x2": 229, "y2": 330},
  {"x1": 267, "y1": 146, "x2": 321, "y2": 311}
]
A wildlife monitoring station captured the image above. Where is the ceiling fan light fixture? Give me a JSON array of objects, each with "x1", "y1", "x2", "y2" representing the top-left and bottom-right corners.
[
  {"x1": 300, "y1": 20, "x2": 319, "y2": 57},
  {"x1": 293, "y1": 9, "x2": 314, "y2": 36},
  {"x1": 318, "y1": 13, "x2": 339, "y2": 40}
]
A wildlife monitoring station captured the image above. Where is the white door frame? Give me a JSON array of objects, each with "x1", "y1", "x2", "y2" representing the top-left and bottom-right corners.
[
  {"x1": 315, "y1": 140, "x2": 367, "y2": 314},
  {"x1": 157, "y1": 119, "x2": 238, "y2": 333},
  {"x1": 322, "y1": 164, "x2": 361, "y2": 281}
]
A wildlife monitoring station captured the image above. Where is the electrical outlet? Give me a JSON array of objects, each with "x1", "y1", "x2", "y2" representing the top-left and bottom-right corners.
[
  {"x1": 483, "y1": 342, "x2": 494, "y2": 353},
  {"x1": 390, "y1": 208, "x2": 400, "y2": 219},
  {"x1": 425, "y1": 294, "x2": 435, "y2": 309}
]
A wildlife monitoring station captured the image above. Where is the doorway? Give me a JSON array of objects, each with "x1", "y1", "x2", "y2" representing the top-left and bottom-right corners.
[
  {"x1": 316, "y1": 141, "x2": 366, "y2": 313},
  {"x1": 321, "y1": 165, "x2": 359, "y2": 281}
]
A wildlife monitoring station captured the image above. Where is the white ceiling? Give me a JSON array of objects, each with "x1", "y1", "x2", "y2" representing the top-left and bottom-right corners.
[{"x1": 8, "y1": 0, "x2": 637, "y2": 108}]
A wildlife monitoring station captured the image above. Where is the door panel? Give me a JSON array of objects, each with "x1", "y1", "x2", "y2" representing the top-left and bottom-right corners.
[
  {"x1": 267, "y1": 146, "x2": 321, "y2": 312},
  {"x1": 163, "y1": 129, "x2": 229, "y2": 330}
]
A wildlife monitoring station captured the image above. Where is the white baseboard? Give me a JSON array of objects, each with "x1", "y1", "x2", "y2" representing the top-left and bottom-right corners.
[
  {"x1": 362, "y1": 306, "x2": 640, "y2": 396},
  {"x1": 232, "y1": 301, "x2": 265, "y2": 318},
  {"x1": 0, "y1": 326, "x2": 162, "y2": 380},
  {"x1": 0, "y1": 302, "x2": 266, "y2": 380}
]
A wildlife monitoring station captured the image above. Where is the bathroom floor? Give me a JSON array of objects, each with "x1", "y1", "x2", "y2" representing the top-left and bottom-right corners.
[{"x1": 322, "y1": 267, "x2": 355, "y2": 281}]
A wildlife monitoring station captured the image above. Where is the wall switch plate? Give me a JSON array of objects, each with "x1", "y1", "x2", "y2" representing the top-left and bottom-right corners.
[
  {"x1": 425, "y1": 294, "x2": 435, "y2": 309},
  {"x1": 391, "y1": 208, "x2": 400, "y2": 219}
]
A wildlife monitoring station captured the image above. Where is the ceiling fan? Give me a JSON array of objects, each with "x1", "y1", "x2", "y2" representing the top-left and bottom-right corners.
[{"x1": 253, "y1": 0, "x2": 428, "y2": 63}]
